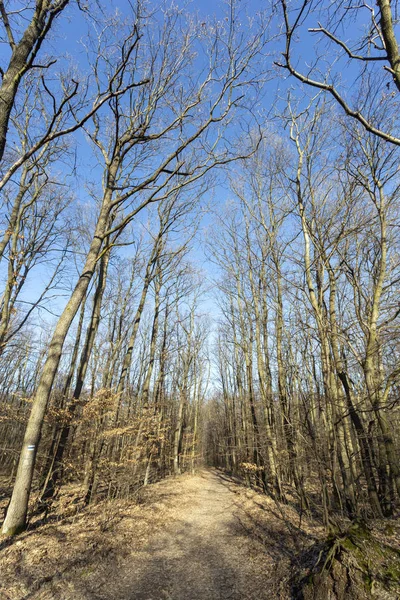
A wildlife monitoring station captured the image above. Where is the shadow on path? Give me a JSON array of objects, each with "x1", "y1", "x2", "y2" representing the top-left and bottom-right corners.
[{"x1": 0, "y1": 470, "x2": 307, "y2": 600}]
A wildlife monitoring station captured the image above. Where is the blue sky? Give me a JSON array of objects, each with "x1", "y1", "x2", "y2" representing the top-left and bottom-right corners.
[{"x1": 2, "y1": 0, "x2": 396, "y2": 358}]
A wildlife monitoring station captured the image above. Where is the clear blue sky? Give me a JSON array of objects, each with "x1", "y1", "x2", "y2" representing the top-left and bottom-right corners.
[{"x1": 2, "y1": 0, "x2": 390, "y2": 348}]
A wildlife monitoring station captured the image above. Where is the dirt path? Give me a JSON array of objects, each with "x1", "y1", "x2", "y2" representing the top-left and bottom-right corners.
[
  {"x1": 127, "y1": 470, "x2": 270, "y2": 600},
  {"x1": 1, "y1": 469, "x2": 314, "y2": 599}
]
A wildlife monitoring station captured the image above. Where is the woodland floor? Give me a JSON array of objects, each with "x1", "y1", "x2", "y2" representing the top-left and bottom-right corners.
[{"x1": 0, "y1": 469, "x2": 353, "y2": 599}]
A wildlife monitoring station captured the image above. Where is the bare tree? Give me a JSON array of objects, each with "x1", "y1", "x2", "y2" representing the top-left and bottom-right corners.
[
  {"x1": 0, "y1": 0, "x2": 71, "y2": 162},
  {"x1": 2, "y1": 0, "x2": 266, "y2": 534},
  {"x1": 279, "y1": 0, "x2": 400, "y2": 145}
]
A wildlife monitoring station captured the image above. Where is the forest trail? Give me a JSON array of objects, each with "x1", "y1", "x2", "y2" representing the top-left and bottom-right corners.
[
  {"x1": 1, "y1": 469, "x2": 315, "y2": 600},
  {"x1": 125, "y1": 469, "x2": 271, "y2": 600}
]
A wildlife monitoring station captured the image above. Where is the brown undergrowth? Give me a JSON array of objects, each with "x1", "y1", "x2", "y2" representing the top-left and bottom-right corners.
[
  {"x1": 0, "y1": 470, "x2": 399, "y2": 600},
  {"x1": 0, "y1": 477, "x2": 177, "y2": 599}
]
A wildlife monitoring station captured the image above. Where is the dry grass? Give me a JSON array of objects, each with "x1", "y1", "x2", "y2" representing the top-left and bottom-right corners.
[
  {"x1": 1, "y1": 470, "x2": 399, "y2": 599},
  {"x1": 0, "y1": 477, "x2": 179, "y2": 599}
]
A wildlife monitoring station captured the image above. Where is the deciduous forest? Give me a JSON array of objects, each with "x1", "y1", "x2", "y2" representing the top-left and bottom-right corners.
[{"x1": 0, "y1": 1, "x2": 399, "y2": 599}]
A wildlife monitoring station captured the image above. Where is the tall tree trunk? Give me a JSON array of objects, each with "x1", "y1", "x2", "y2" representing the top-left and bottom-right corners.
[
  {"x1": 41, "y1": 250, "x2": 110, "y2": 502},
  {"x1": 2, "y1": 189, "x2": 113, "y2": 535}
]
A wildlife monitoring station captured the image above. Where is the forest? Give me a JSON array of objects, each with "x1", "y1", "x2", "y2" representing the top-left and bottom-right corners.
[{"x1": 0, "y1": 1, "x2": 400, "y2": 599}]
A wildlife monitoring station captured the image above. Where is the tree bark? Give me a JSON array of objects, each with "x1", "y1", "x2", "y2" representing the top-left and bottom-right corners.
[
  {"x1": 2, "y1": 194, "x2": 111, "y2": 535},
  {"x1": 0, "y1": 1, "x2": 70, "y2": 162}
]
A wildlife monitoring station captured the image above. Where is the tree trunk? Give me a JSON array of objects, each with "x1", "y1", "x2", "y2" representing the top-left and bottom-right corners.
[
  {"x1": 0, "y1": 1, "x2": 69, "y2": 162},
  {"x1": 40, "y1": 250, "x2": 110, "y2": 502},
  {"x1": 2, "y1": 197, "x2": 111, "y2": 535}
]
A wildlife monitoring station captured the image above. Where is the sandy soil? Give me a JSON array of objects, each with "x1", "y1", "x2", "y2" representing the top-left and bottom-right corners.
[{"x1": 0, "y1": 469, "x2": 322, "y2": 600}]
